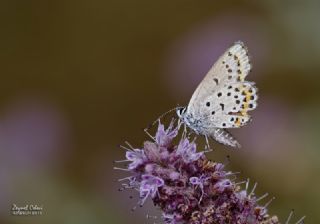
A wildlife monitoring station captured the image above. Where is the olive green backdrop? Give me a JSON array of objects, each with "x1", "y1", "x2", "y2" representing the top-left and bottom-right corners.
[{"x1": 0, "y1": 0, "x2": 319, "y2": 223}]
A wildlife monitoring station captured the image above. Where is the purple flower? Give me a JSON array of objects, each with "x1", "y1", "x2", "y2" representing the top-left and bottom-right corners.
[
  {"x1": 189, "y1": 175, "x2": 210, "y2": 203},
  {"x1": 139, "y1": 174, "x2": 164, "y2": 204},
  {"x1": 125, "y1": 148, "x2": 146, "y2": 170},
  {"x1": 213, "y1": 179, "x2": 232, "y2": 193},
  {"x1": 155, "y1": 120, "x2": 178, "y2": 147},
  {"x1": 176, "y1": 138, "x2": 203, "y2": 163},
  {"x1": 115, "y1": 121, "x2": 304, "y2": 224}
]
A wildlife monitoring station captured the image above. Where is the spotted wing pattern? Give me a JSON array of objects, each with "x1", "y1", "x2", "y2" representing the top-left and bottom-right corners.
[
  {"x1": 186, "y1": 41, "x2": 253, "y2": 117},
  {"x1": 204, "y1": 81, "x2": 258, "y2": 128},
  {"x1": 182, "y1": 42, "x2": 258, "y2": 148}
]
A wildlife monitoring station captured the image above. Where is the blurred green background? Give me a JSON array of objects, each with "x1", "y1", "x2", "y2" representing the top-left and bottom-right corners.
[{"x1": 0, "y1": 0, "x2": 319, "y2": 223}]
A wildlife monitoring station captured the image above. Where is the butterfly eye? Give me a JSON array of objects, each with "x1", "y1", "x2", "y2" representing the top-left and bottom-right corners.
[{"x1": 177, "y1": 108, "x2": 185, "y2": 116}]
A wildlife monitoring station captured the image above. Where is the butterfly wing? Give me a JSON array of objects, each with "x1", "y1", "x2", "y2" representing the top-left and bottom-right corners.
[
  {"x1": 186, "y1": 41, "x2": 257, "y2": 129},
  {"x1": 206, "y1": 81, "x2": 258, "y2": 128}
]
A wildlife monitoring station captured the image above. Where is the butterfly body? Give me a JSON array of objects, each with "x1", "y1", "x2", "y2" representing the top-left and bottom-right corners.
[
  {"x1": 177, "y1": 107, "x2": 241, "y2": 148},
  {"x1": 176, "y1": 41, "x2": 258, "y2": 148}
]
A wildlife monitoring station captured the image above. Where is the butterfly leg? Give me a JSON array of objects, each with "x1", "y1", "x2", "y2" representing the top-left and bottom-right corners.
[
  {"x1": 204, "y1": 135, "x2": 213, "y2": 152},
  {"x1": 183, "y1": 123, "x2": 189, "y2": 140}
]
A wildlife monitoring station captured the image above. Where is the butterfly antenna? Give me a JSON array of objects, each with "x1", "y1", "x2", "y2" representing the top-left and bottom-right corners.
[{"x1": 146, "y1": 106, "x2": 184, "y2": 130}]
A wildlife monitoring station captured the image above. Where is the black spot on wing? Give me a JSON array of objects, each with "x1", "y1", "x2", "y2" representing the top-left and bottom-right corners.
[{"x1": 220, "y1": 103, "x2": 225, "y2": 111}]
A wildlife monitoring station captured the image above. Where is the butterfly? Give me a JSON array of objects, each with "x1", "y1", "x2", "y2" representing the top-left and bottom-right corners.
[{"x1": 176, "y1": 41, "x2": 258, "y2": 148}]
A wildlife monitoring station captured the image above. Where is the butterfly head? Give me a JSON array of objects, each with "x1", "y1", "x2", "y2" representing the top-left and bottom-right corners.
[{"x1": 176, "y1": 107, "x2": 187, "y2": 119}]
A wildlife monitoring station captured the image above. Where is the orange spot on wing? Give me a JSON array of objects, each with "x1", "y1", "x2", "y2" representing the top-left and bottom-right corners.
[
  {"x1": 235, "y1": 117, "x2": 241, "y2": 127},
  {"x1": 240, "y1": 86, "x2": 251, "y2": 116}
]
